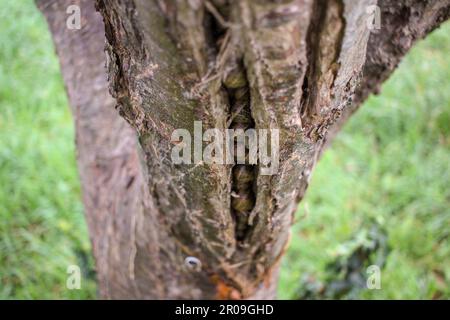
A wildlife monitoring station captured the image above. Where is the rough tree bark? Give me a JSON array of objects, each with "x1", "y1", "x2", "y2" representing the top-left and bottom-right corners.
[{"x1": 37, "y1": 0, "x2": 450, "y2": 299}]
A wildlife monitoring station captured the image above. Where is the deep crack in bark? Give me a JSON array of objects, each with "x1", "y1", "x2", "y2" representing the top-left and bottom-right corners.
[
  {"x1": 300, "y1": 0, "x2": 345, "y2": 141},
  {"x1": 205, "y1": 1, "x2": 258, "y2": 244},
  {"x1": 226, "y1": 72, "x2": 256, "y2": 242}
]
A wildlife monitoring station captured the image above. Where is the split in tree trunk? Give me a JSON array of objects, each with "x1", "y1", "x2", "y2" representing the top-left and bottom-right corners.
[{"x1": 38, "y1": 0, "x2": 450, "y2": 299}]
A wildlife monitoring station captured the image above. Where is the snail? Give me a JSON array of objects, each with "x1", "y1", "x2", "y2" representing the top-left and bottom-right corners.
[{"x1": 223, "y1": 59, "x2": 256, "y2": 241}]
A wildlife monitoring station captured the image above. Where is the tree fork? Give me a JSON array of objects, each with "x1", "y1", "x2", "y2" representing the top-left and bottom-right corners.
[{"x1": 38, "y1": 0, "x2": 450, "y2": 299}]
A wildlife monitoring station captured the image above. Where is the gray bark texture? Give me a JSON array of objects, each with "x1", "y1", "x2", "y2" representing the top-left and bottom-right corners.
[{"x1": 38, "y1": 0, "x2": 450, "y2": 299}]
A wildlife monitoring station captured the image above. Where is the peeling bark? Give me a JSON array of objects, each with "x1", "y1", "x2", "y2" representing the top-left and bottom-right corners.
[
  {"x1": 38, "y1": 0, "x2": 450, "y2": 299},
  {"x1": 328, "y1": 0, "x2": 450, "y2": 147}
]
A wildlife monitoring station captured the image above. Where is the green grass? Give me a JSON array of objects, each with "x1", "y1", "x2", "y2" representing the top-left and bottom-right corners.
[
  {"x1": 0, "y1": 1, "x2": 449, "y2": 299},
  {"x1": 0, "y1": 0, "x2": 95, "y2": 299},
  {"x1": 279, "y1": 22, "x2": 450, "y2": 299}
]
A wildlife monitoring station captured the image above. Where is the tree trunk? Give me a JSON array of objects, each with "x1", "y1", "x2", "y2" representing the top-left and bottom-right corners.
[{"x1": 38, "y1": 0, "x2": 450, "y2": 299}]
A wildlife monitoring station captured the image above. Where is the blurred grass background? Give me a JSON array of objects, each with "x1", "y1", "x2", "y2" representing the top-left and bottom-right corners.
[{"x1": 0, "y1": 1, "x2": 448, "y2": 299}]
